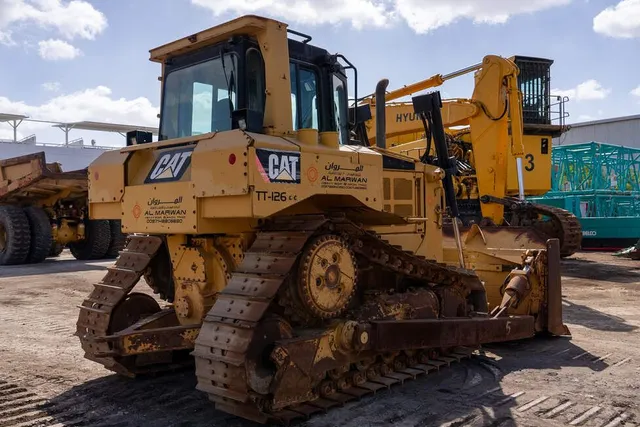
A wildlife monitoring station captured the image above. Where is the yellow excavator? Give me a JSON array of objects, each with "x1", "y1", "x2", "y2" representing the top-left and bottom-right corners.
[
  {"x1": 77, "y1": 15, "x2": 569, "y2": 424},
  {"x1": 354, "y1": 55, "x2": 582, "y2": 258}
]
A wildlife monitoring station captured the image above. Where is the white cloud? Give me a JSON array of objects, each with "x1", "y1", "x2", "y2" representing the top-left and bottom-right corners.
[
  {"x1": 552, "y1": 79, "x2": 611, "y2": 101},
  {"x1": 0, "y1": 0, "x2": 107, "y2": 43},
  {"x1": 38, "y1": 39, "x2": 81, "y2": 60},
  {"x1": 0, "y1": 30, "x2": 15, "y2": 46},
  {"x1": 632, "y1": 85, "x2": 640, "y2": 97},
  {"x1": 191, "y1": 0, "x2": 572, "y2": 33},
  {"x1": 593, "y1": 0, "x2": 640, "y2": 38},
  {"x1": 190, "y1": 0, "x2": 390, "y2": 29},
  {"x1": 0, "y1": 86, "x2": 159, "y2": 145},
  {"x1": 41, "y1": 81, "x2": 61, "y2": 92},
  {"x1": 393, "y1": 0, "x2": 572, "y2": 33}
]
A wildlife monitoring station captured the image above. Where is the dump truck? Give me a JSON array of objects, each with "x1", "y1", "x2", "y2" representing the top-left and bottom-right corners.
[
  {"x1": 76, "y1": 15, "x2": 569, "y2": 424},
  {"x1": 0, "y1": 151, "x2": 125, "y2": 265}
]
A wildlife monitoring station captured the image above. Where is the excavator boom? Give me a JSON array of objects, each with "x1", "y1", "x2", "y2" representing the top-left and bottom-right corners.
[{"x1": 357, "y1": 54, "x2": 581, "y2": 257}]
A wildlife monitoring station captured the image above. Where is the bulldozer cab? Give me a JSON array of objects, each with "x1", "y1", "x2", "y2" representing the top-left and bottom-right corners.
[
  {"x1": 89, "y1": 14, "x2": 445, "y2": 260},
  {"x1": 153, "y1": 16, "x2": 351, "y2": 145}
]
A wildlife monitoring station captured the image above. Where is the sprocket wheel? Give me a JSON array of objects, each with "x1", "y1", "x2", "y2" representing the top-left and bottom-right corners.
[{"x1": 296, "y1": 234, "x2": 357, "y2": 320}]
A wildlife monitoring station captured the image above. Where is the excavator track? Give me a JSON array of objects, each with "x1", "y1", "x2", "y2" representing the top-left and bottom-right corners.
[
  {"x1": 528, "y1": 203, "x2": 582, "y2": 258},
  {"x1": 75, "y1": 235, "x2": 191, "y2": 376},
  {"x1": 193, "y1": 214, "x2": 486, "y2": 424},
  {"x1": 480, "y1": 195, "x2": 583, "y2": 258}
]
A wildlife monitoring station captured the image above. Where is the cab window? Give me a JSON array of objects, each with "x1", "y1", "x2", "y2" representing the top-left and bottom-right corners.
[
  {"x1": 246, "y1": 48, "x2": 265, "y2": 113},
  {"x1": 290, "y1": 62, "x2": 318, "y2": 130},
  {"x1": 332, "y1": 75, "x2": 349, "y2": 145},
  {"x1": 161, "y1": 53, "x2": 238, "y2": 139}
]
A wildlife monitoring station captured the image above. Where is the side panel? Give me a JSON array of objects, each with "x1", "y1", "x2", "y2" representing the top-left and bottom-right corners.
[
  {"x1": 373, "y1": 164, "x2": 444, "y2": 262},
  {"x1": 506, "y1": 134, "x2": 552, "y2": 196},
  {"x1": 122, "y1": 181, "x2": 197, "y2": 234},
  {"x1": 250, "y1": 143, "x2": 383, "y2": 217},
  {"x1": 88, "y1": 150, "x2": 128, "y2": 220},
  {"x1": 193, "y1": 132, "x2": 250, "y2": 198}
]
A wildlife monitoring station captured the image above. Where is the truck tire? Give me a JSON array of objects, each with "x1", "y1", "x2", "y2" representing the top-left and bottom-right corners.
[
  {"x1": 23, "y1": 206, "x2": 53, "y2": 264},
  {"x1": 105, "y1": 220, "x2": 127, "y2": 258},
  {"x1": 69, "y1": 220, "x2": 112, "y2": 261},
  {"x1": 0, "y1": 205, "x2": 32, "y2": 265}
]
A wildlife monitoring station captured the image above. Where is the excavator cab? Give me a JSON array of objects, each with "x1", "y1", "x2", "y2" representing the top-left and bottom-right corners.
[
  {"x1": 513, "y1": 56, "x2": 554, "y2": 126},
  {"x1": 505, "y1": 56, "x2": 567, "y2": 197}
]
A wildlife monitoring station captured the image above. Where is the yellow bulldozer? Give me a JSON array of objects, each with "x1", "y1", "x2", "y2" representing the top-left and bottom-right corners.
[
  {"x1": 77, "y1": 15, "x2": 569, "y2": 424},
  {"x1": 355, "y1": 55, "x2": 582, "y2": 258}
]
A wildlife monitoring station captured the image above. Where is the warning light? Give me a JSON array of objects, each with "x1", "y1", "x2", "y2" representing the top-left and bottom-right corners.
[{"x1": 228, "y1": 153, "x2": 237, "y2": 165}]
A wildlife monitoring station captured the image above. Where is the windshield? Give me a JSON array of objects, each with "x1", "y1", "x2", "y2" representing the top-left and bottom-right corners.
[{"x1": 160, "y1": 53, "x2": 238, "y2": 140}]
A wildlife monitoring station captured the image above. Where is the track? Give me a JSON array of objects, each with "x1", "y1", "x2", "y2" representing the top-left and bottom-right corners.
[
  {"x1": 2, "y1": 251, "x2": 638, "y2": 427},
  {"x1": 478, "y1": 195, "x2": 583, "y2": 258},
  {"x1": 75, "y1": 235, "x2": 192, "y2": 376},
  {"x1": 74, "y1": 213, "x2": 484, "y2": 424},
  {"x1": 192, "y1": 214, "x2": 491, "y2": 423},
  {"x1": 529, "y1": 203, "x2": 583, "y2": 258}
]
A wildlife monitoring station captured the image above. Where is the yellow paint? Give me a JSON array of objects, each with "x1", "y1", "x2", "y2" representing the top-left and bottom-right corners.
[
  {"x1": 313, "y1": 334, "x2": 336, "y2": 364},
  {"x1": 81, "y1": 14, "x2": 564, "y2": 359},
  {"x1": 362, "y1": 55, "x2": 559, "y2": 225},
  {"x1": 167, "y1": 235, "x2": 236, "y2": 325}
]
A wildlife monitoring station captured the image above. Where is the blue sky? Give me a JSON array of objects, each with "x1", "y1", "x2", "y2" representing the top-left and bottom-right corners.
[{"x1": 0, "y1": 0, "x2": 639, "y2": 147}]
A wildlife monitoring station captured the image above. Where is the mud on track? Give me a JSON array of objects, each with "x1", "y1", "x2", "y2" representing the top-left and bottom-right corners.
[{"x1": 0, "y1": 251, "x2": 638, "y2": 427}]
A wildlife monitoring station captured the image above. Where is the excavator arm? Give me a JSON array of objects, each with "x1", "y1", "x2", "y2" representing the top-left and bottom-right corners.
[{"x1": 361, "y1": 55, "x2": 527, "y2": 223}]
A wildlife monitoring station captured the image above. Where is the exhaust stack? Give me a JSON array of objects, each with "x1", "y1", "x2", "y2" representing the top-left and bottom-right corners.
[{"x1": 375, "y1": 79, "x2": 389, "y2": 149}]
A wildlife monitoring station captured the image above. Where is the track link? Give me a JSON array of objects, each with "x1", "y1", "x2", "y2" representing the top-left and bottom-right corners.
[
  {"x1": 75, "y1": 235, "x2": 167, "y2": 376},
  {"x1": 193, "y1": 214, "x2": 484, "y2": 424},
  {"x1": 481, "y1": 195, "x2": 583, "y2": 258},
  {"x1": 529, "y1": 203, "x2": 582, "y2": 258}
]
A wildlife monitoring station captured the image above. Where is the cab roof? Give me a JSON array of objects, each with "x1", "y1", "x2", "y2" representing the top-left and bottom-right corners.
[{"x1": 149, "y1": 15, "x2": 286, "y2": 63}]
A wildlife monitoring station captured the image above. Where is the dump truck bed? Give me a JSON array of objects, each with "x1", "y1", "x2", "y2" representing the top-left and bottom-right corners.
[{"x1": 0, "y1": 152, "x2": 88, "y2": 205}]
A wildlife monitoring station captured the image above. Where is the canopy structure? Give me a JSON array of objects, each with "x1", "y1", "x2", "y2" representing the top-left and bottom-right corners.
[
  {"x1": 0, "y1": 114, "x2": 29, "y2": 142},
  {"x1": 1, "y1": 113, "x2": 159, "y2": 145},
  {"x1": 52, "y1": 121, "x2": 159, "y2": 145}
]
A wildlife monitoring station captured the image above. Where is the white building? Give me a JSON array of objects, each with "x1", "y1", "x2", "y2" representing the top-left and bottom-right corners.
[
  {"x1": 0, "y1": 114, "x2": 158, "y2": 171},
  {"x1": 0, "y1": 141, "x2": 111, "y2": 171},
  {"x1": 554, "y1": 114, "x2": 640, "y2": 147}
]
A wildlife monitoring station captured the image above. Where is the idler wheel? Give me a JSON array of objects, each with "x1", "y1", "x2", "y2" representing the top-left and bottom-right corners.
[{"x1": 108, "y1": 292, "x2": 161, "y2": 334}]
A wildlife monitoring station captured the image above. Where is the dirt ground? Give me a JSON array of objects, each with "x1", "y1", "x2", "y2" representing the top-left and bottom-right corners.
[{"x1": 0, "y1": 250, "x2": 638, "y2": 427}]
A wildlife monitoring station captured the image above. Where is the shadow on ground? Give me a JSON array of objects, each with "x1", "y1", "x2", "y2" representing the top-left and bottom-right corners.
[
  {"x1": 562, "y1": 298, "x2": 638, "y2": 333},
  {"x1": 39, "y1": 335, "x2": 613, "y2": 427},
  {"x1": 0, "y1": 258, "x2": 110, "y2": 278},
  {"x1": 560, "y1": 257, "x2": 640, "y2": 283}
]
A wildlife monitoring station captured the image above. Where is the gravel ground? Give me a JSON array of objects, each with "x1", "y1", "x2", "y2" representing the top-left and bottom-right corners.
[{"x1": 0, "y1": 250, "x2": 638, "y2": 427}]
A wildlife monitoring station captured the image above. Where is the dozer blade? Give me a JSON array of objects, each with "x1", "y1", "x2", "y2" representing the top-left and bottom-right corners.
[
  {"x1": 367, "y1": 316, "x2": 536, "y2": 351},
  {"x1": 545, "y1": 238, "x2": 571, "y2": 336}
]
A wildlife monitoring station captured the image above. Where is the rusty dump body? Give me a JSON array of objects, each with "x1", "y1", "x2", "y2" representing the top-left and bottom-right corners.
[
  {"x1": 76, "y1": 14, "x2": 570, "y2": 424},
  {"x1": 0, "y1": 151, "x2": 88, "y2": 204},
  {"x1": 0, "y1": 151, "x2": 125, "y2": 265}
]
